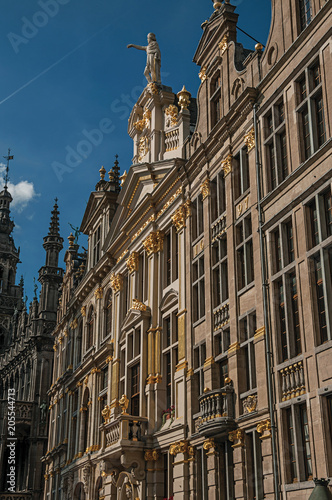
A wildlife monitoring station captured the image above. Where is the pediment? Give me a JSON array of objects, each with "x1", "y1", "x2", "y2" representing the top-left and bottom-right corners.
[
  {"x1": 120, "y1": 305, "x2": 151, "y2": 334},
  {"x1": 160, "y1": 289, "x2": 178, "y2": 312}
]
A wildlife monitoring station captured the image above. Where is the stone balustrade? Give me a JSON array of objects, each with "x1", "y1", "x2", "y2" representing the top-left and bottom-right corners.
[
  {"x1": 0, "y1": 495, "x2": 32, "y2": 500},
  {"x1": 165, "y1": 128, "x2": 180, "y2": 152},
  {"x1": 280, "y1": 360, "x2": 306, "y2": 401},
  {"x1": 197, "y1": 386, "x2": 235, "y2": 437},
  {"x1": 213, "y1": 303, "x2": 230, "y2": 331},
  {"x1": 104, "y1": 414, "x2": 148, "y2": 448},
  {"x1": 211, "y1": 215, "x2": 226, "y2": 242}
]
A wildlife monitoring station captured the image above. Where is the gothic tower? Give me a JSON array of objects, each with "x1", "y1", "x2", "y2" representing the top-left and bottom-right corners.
[
  {"x1": 0, "y1": 185, "x2": 21, "y2": 351},
  {"x1": 38, "y1": 199, "x2": 64, "y2": 326}
]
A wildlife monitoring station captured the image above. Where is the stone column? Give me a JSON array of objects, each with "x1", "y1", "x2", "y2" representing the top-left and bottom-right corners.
[
  {"x1": 126, "y1": 251, "x2": 139, "y2": 305},
  {"x1": 203, "y1": 438, "x2": 220, "y2": 500},
  {"x1": 170, "y1": 440, "x2": 193, "y2": 500},
  {"x1": 229, "y1": 429, "x2": 246, "y2": 499},
  {"x1": 110, "y1": 273, "x2": 123, "y2": 415},
  {"x1": 257, "y1": 419, "x2": 274, "y2": 498}
]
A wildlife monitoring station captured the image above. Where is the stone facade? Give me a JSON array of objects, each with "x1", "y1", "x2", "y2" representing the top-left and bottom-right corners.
[
  {"x1": 43, "y1": 1, "x2": 331, "y2": 499},
  {"x1": 0, "y1": 197, "x2": 64, "y2": 499}
]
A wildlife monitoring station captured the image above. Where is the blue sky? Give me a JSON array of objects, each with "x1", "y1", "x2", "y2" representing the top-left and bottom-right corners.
[{"x1": 0, "y1": 0, "x2": 271, "y2": 302}]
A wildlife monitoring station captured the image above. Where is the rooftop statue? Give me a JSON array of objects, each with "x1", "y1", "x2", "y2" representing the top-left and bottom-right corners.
[{"x1": 127, "y1": 33, "x2": 161, "y2": 85}]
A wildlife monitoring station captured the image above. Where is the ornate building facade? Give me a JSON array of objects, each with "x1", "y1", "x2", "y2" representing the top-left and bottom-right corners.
[
  {"x1": 0, "y1": 197, "x2": 64, "y2": 499},
  {"x1": 43, "y1": 0, "x2": 331, "y2": 499}
]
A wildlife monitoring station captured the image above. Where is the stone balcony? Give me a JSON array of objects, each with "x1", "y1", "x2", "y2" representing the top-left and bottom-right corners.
[
  {"x1": 211, "y1": 214, "x2": 226, "y2": 242},
  {"x1": 213, "y1": 303, "x2": 230, "y2": 331},
  {"x1": 101, "y1": 414, "x2": 149, "y2": 454},
  {"x1": 280, "y1": 360, "x2": 306, "y2": 402},
  {"x1": 196, "y1": 385, "x2": 235, "y2": 438}
]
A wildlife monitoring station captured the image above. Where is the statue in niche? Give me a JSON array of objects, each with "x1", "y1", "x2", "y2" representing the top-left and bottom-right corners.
[{"x1": 127, "y1": 33, "x2": 161, "y2": 84}]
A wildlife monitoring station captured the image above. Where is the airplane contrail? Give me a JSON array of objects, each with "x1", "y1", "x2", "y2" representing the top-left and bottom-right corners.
[{"x1": 0, "y1": 22, "x2": 113, "y2": 106}]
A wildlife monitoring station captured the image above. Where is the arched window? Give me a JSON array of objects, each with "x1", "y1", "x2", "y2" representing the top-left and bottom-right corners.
[
  {"x1": 19, "y1": 366, "x2": 25, "y2": 400},
  {"x1": 74, "y1": 483, "x2": 86, "y2": 500},
  {"x1": 86, "y1": 307, "x2": 94, "y2": 350},
  {"x1": 95, "y1": 477, "x2": 103, "y2": 500},
  {"x1": 0, "y1": 267, "x2": 3, "y2": 292},
  {"x1": 103, "y1": 291, "x2": 112, "y2": 339},
  {"x1": 0, "y1": 327, "x2": 4, "y2": 349}
]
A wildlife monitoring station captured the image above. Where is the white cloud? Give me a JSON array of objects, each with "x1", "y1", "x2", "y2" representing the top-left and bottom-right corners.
[{"x1": 0, "y1": 166, "x2": 38, "y2": 212}]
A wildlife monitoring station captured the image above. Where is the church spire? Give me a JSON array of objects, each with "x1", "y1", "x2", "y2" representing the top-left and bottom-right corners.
[
  {"x1": 38, "y1": 199, "x2": 64, "y2": 323},
  {"x1": 0, "y1": 150, "x2": 15, "y2": 237}
]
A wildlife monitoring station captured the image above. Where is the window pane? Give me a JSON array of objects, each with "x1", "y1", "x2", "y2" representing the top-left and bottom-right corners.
[
  {"x1": 278, "y1": 280, "x2": 288, "y2": 361},
  {"x1": 300, "y1": 405, "x2": 313, "y2": 479},
  {"x1": 314, "y1": 254, "x2": 328, "y2": 343},
  {"x1": 315, "y1": 95, "x2": 326, "y2": 147},
  {"x1": 286, "y1": 408, "x2": 297, "y2": 482},
  {"x1": 301, "y1": 105, "x2": 311, "y2": 160}
]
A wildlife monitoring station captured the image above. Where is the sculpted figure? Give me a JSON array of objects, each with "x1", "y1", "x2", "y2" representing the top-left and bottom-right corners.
[{"x1": 127, "y1": 33, "x2": 161, "y2": 84}]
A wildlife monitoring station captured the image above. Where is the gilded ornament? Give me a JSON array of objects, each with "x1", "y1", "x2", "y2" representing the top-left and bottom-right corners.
[
  {"x1": 244, "y1": 128, "x2": 255, "y2": 152},
  {"x1": 200, "y1": 179, "x2": 210, "y2": 200},
  {"x1": 99, "y1": 165, "x2": 106, "y2": 180},
  {"x1": 169, "y1": 440, "x2": 194, "y2": 457},
  {"x1": 101, "y1": 405, "x2": 111, "y2": 424},
  {"x1": 254, "y1": 326, "x2": 265, "y2": 340},
  {"x1": 91, "y1": 367, "x2": 100, "y2": 375},
  {"x1": 228, "y1": 341, "x2": 240, "y2": 354},
  {"x1": 203, "y1": 438, "x2": 216, "y2": 455},
  {"x1": 108, "y1": 168, "x2": 115, "y2": 182},
  {"x1": 68, "y1": 233, "x2": 75, "y2": 248},
  {"x1": 134, "y1": 108, "x2": 152, "y2": 132},
  {"x1": 242, "y1": 394, "x2": 258, "y2": 414},
  {"x1": 119, "y1": 394, "x2": 129, "y2": 414},
  {"x1": 138, "y1": 136, "x2": 149, "y2": 162},
  {"x1": 218, "y1": 34, "x2": 229, "y2": 55},
  {"x1": 70, "y1": 318, "x2": 78, "y2": 330},
  {"x1": 106, "y1": 355, "x2": 113, "y2": 364},
  {"x1": 84, "y1": 375, "x2": 89, "y2": 385},
  {"x1": 94, "y1": 285, "x2": 103, "y2": 300},
  {"x1": 132, "y1": 298, "x2": 147, "y2": 311},
  {"x1": 143, "y1": 230, "x2": 164, "y2": 256},
  {"x1": 171, "y1": 200, "x2": 191, "y2": 232},
  {"x1": 199, "y1": 66, "x2": 207, "y2": 82},
  {"x1": 257, "y1": 418, "x2": 272, "y2": 440},
  {"x1": 119, "y1": 170, "x2": 127, "y2": 186},
  {"x1": 126, "y1": 251, "x2": 139, "y2": 273},
  {"x1": 110, "y1": 273, "x2": 123, "y2": 293},
  {"x1": 229, "y1": 429, "x2": 244, "y2": 448},
  {"x1": 81, "y1": 306, "x2": 86, "y2": 317},
  {"x1": 148, "y1": 82, "x2": 159, "y2": 95},
  {"x1": 221, "y1": 154, "x2": 232, "y2": 176},
  {"x1": 165, "y1": 104, "x2": 178, "y2": 127},
  {"x1": 144, "y1": 449, "x2": 160, "y2": 461},
  {"x1": 177, "y1": 85, "x2": 191, "y2": 111}
]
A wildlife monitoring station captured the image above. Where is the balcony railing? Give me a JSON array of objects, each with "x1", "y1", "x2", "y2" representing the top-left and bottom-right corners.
[
  {"x1": 211, "y1": 215, "x2": 226, "y2": 242},
  {"x1": 280, "y1": 360, "x2": 306, "y2": 401},
  {"x1": 104, "y1": 414, "x2": 148, "y2": 449},
  {"x1": 196, "y1": 386, "x2": 235, "y2": 437},
  {"x1": 213, "y1": 303, "x2": 230, "y2": 331}
]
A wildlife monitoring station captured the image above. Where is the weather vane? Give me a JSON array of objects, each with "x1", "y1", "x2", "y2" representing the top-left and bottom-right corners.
[
  {"x1": 2, "y1": 148, "x2": 14, "y2": 188},
  {"x1": 68, "y1": 223, "x2": 80, "y2": 245}
]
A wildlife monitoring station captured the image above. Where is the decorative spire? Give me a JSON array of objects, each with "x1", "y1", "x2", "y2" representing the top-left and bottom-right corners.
[
  {"x1": 68, "y1": 232, "x2": 75, "y2": 248},
  {"x1": 48, "y1": 198, "x2": 60, "y2": 237},
  {"x1": 2, "y1": 148, "x2": 14, "y2": 189},
  {"x1": 99, "y1": 165, "x2": 106, "y2": 180},
  {"x1": 177, "y1": 85, "x2": 191, "y2": 110},
  {"x1": 109, "y1": 155, "x2": 121, "y2": 193}
]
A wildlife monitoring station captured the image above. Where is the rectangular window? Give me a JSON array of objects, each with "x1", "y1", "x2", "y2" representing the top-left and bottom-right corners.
[
  {"x1": 92, "y1": 225, "x2": 101, "y2": 266},
  {"x1": 264, "y1": 98, "x2": 288, "y2": 191},
  {"x1": 240, "y1": 313, "x2": 257, "y2": 394},
  {"x1": 271, "y1": 218, "x2": 295, "y2": 275},
  {"x1": 297, "y1": 61, "x2": 326, "y2": 161},
  {"x1": 307, "y1": 188, "x2": 332, "y2": 344},
  {"x1": 212, "y1": 235, "x2": 228, "y2": 308},
  {"x1": 246, "y1": 431, "x2": 264, "y2": 499},
  {"x1": 276, "y1": 272, "x2": 302, "y2": 362},
  {"x1": 299, "y1": 0, "x2": 311, "y2": 32},
  {"x1": 164, "y1": 228, "x2": 178, "y2": 288},
  {"x1": 130, "y1": 364, "x2": 140, "y2": 416},
  {"x1": 192, "y1": 195, "x2": 204, "y2": 241},
  {"x1": 285, "y1": 404, "x2": 313, "y2": 483},
  {"x1": 234, "y1": 146, "x2": 249, "y2": 199},
  {"x1": 193, "y1": 255, "x2": 205, "y2": 322},
  {"x1": 162, "y1": 310, "x2": 179, "y2": 412},
  {"x1": 194, "y1": 343, "x2": 206, "y2": 397},
  {"x1": 211, "y1": 171, "x2": 226, "y2": 222},
  {"x1": 236, "y1": 214, "x2": 254, "y2": 290}
]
